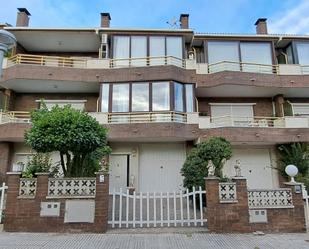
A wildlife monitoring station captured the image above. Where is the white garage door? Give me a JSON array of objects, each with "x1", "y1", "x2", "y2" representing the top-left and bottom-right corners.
[
  {"x1": 223, "y1": 148, "x2": 275, "y2": 189},
  {"x1": 139, "y1": 143, "x2": 185, "y2": 192}
]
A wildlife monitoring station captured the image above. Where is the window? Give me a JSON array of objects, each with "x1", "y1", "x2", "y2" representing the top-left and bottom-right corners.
[
  {"x1": 112, "y1": 84, "x2": 129, "y2": 112},
  {"x1": 113, "y1": 36, "x2": 130, "y2": 66},
  {"x1": 101, "y1": 84, "x2": 109, "y2": 112},
  {"x1": 152, "y1": 82, "x2": 170, "y2": 111},
  {"x1": 166, "y1": 37, "x2": 183, "y2": 59},
  {"x1": 210, "y1": 104, "x2": 254, "y2": 126},
  {"x1": 174, "y1": 82, "x2": 184, "y2": 112},
  {"x1": 185, "y1": 84, "x2": 194, "y2": 112},
  {"x1": 132, "y1": 83, "x2": 149, "y2": 111},
  {"x1": 149, "y1": 36, "x2": 165, "y2": 65},
  {"x1": 292, "y1": 103, "x2": 309, "y2": 116},
  {"x1": 208, "y1": 41, "x2": 239, "y2": 63},
  {"x1": 240, "y1": 42, "x2": 272, "y2": 64},
  {"x1": 296, "y1": 43, "x2": 309, "y2": 65},
  {"x1": 131, "y1": 36, "x2": 147, "y2": 66}
]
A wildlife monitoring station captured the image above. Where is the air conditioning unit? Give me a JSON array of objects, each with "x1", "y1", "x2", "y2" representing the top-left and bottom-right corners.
[{"x1": 101, "y1": 34, "x2": 108, "y2": 44}]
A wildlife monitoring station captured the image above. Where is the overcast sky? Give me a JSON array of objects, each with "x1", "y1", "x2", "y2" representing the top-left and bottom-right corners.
[{"x1": 0, "y1": 0, "x2": 308, "y2": 34}]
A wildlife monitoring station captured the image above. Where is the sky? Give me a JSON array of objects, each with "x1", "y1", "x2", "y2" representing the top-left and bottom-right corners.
[{"x1": 0, "y1": 0, "x2": 308, "y2": 34}]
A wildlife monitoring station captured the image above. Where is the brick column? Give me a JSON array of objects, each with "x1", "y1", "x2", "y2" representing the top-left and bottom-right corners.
[
  {"x1": 94, "y1": 172, "x2": 109, "y2": 233},
  {"x1": 274, "y1": 94, "x2": 285, "y2": 117},
  {"x1": 0, "y1": 142, "x2": 11, "y2": 183},
  {"x1": 3, "y1": 172, "x2": 21, "y2": 231},
  {"x1": 205, "y1": 176, "x2": 250, "y2": 233}
]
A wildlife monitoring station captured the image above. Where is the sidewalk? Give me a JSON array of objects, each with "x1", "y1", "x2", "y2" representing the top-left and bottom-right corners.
[{"x1": 0, "y1": 232, "x2": 308, "y2": 249}]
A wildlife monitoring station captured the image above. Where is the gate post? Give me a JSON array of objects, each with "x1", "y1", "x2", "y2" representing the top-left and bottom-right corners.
[{"x1": 95, "y1": 172, "x2": 109, "y2": 232}]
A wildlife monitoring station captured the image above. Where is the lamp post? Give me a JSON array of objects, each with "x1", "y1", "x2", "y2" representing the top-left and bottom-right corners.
[
  {"x1": 0, "y1": 29, "x2": 16, "y2": 77},
  {"x1": 285, "y1": 164, "x2": 298, "y2": 183}
]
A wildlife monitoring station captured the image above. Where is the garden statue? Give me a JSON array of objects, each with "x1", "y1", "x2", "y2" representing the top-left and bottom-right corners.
[
  {"x1": 207, "y1": 160, "x2": 215, "y2": 176},
  {"x1": 234, "y1": 159, "x2": 242, "y2": 177}
]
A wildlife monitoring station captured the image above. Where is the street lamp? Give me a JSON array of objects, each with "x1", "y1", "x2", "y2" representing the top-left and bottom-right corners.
[
  {"x1": 0, "y1": 29, "x2": 17, "y2": 76},
  {"x1": 285, "y1": 164, "x2": 298, "y2": 183}
]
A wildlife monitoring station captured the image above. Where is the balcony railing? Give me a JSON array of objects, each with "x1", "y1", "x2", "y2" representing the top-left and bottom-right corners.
[
  {"x1": 0, "y1": 111, "x2": 31, "y2": 124},
  {"x1": 108, "y1": 111, "x2": 187, "y2": 124},
  {"x1": 6, "y1": 54, "x2": 185, "y2": 69}
]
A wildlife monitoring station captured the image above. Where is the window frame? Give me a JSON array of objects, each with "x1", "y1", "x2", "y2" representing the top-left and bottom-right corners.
[{"x1": 101, "y1": 81, "x2": 195, "y2": 113}]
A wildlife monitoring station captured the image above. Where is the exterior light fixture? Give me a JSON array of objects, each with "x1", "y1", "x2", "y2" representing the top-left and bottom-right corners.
[
  {"x1": 0, "y1": 30, "x2": 16, "y2": 77},
  {"x1": 285, "y1": 164, "x2": 298, "y2": 183}
]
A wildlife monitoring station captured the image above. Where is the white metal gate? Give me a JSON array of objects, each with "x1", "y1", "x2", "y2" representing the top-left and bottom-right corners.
[
  {"x1": 0, "y1": 182, "x2": 8, "y2": 224},
  {"x1": 108, "y1": 186, "x2": 207, "y2": 228}
]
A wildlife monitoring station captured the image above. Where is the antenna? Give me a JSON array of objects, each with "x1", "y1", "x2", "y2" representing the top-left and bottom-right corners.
[{"x1": 166, "y1": 17, "x2": 180, "y2": 29}]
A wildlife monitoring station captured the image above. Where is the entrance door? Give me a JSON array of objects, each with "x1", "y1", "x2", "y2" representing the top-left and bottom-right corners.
[{"x1": 109, "y1": 155, "x2": 128, "y2": 192}]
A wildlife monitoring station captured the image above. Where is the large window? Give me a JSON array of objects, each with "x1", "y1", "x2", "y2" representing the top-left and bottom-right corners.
[
  {"x1": 208, "y1": 41, "x2": 239, "y2": 64},
  {"x1": 113, "y1": 35, "x2": 183, "y2": 66},
  {"x1": 131, "y1": 36, "x2": 147, "y2": 66},
  {"x1": 152, "y1": 82, "x2": 170, "y2": 111},
  {"x1": 132, "y1": 83, "x2": 149, "y2": 111},
  {"x1": 240, "y1": 42, "x2": 272, "y2": 65},
  {"x1": 101, "y1": 82, "x2": 194, "y2": 113},
  {"x1": 112, "y1": 84, "x2": 129, "y2": 112},
  {"x1": 296, "y1": 43, "x2": 309, "y2": 65},
  {"x1": 174, "y1": 82, "x2": 184, "y2": 112}
]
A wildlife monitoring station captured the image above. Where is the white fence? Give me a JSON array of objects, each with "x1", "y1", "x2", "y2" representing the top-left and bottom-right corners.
[
  {"x1": 0, "y1": 182, "x2": 8, "y2": 223},
  {"x1": 108, "y1": 186, "x2": 206, "y2": 228}
]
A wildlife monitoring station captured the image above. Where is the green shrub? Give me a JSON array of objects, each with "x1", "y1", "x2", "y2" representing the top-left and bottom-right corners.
[{"x1": 22, "y1": 153, "x2": 54, "y2": 178}]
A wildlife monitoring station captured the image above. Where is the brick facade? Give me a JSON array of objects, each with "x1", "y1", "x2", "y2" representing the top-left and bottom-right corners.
[
  {"x1": 205, "y1": 177, "x2": 306, "y2": 233},
  {"x1": 4, "y1": 172, "x2": 109, "y2": 233},
  {"x1": 0, "y1": 142, "x2": 11, "y2": 183}
]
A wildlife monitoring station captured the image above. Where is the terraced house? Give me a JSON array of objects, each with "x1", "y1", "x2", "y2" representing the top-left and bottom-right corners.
[{"x1": 1, "y1": 8, "x2": 309, "y2": 193}]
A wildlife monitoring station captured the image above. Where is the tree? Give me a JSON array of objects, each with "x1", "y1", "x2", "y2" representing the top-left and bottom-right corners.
[
  {"x1": 25, "y1": 105, "x2": 110, "y2": 177},
  {"x1": 181, "y1": 137, "x2": 232, "y2": 191},
  {"x1": 278, "y1": 142, "x2": 309, "y2": 190},
  {"x1": 197, "y1": 137, "x2": 232, "y2": 177}
]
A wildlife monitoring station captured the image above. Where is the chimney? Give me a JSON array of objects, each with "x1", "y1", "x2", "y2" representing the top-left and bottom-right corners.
[
  {"x1": 16, "y1": 8, "x2": 31, "y2": 27},
  {"x1": 101, "y1": 13, "x2": 111, "y2": 28},
  {"x1": 179, "y1": 14, "x2": 189, "y2": 29},
  {"x1": 255, "y1": 18, "x2": 268, "y2": 34}
]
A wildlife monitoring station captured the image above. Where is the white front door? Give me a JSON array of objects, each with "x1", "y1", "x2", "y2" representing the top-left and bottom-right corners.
[
  {"x1": 109, "y1": 154, "x2": 128, "y2": 191},
  {"x1": 139, "y1": 143, "x2": 185, "y2": 192}
]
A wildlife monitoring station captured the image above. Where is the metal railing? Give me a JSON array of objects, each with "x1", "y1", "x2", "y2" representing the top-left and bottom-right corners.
[
  {"x1": 210, "y1": 115, "x2": 284, "y2": 128},
  {"x1": 208, "y1": 61, "x2": 278, "y2": 74},
  {"x1": 108, "y1": 111, "x2": 187, "y2": 124},
  {"x1": 110, "y1": 55, "x2": 186, "y2": 68}
]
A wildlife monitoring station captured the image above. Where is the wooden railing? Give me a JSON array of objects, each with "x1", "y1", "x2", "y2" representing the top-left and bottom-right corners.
[
  {"x1": 8, "y1": 54, "x2": 87, "y2": 68},
  {"x1": 0, "y1": 111, "x2": 31, "y2": 124},
  {"x1": 108, "y1": 111, "x2": 187, "y2": 124}
]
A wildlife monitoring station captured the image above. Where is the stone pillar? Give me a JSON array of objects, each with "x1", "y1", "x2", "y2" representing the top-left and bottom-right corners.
[
  {"x1": 94, "y1": 172, "x2": 109, "y2": 233},
  {"x1": 274, "y1": 94, "x2": 285, "y2": 117},
  {"x1": 205, "y1": 176, "x2": 250, "y2": 233},
  {"x1": 35, "y1": 172, "x2": 49, "y2": 200},
  {"x1": 0, "y1": 142, "x2": 11, "y2": 183}
]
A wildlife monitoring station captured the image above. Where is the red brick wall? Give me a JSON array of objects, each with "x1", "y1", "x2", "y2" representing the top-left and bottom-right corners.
[
  {"x1": 12, "y1": 93, "x2": 99, "y2": 112},
  {"x1": 0, "y1": 143, "x2": 12, "y2": 183},
  {"x1": 197, "y1": 97, "x2": 274, "y2": 117},
  {"x1": 4, "y1": 172, "x2": 109, "y2": 233},
  {"x1": 205, "y1": 177, "x2": 306, "y2": 233}
]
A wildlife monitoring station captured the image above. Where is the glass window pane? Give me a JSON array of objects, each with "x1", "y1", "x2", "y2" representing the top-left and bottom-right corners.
[
  {"x1": 101, "y1": 84, "x2": 109, "y2": 112},
  {"x1": 174, "y1": 82, "x2": 184, "y2": 112},
  {"x1": 113, "y1": 36, "x2": 130, "y2": 66},
  {"x1": 208, "y1": 41, "x2": 239, "y2": 63},
  {"x1": 149, "y1": 36, "x2": 165, "y2": 65},
  {"x1": 296, "y1": 43, "x2": 309, "y2": 65},
  {"x1": 132, "y1": 83, "x2": 149, "y2": 111},
  {"x1": 112, "y1": 84, "x2": 129, "y2": 112},
  {"x1": 131, "y1": 36, "x2": 147, "y2": 66},
  {"x1": 152, "y1": 82, "x2": 170, "y2": 111},
  {"x1": 166, "y1": 37, "x2": 183, "y2": 59},
  {"x1": 240, "y1": 42, "x2": 272, "y2": 64},
  {"x1": 185, "y1": 84, "x2": 194, "y2": 112}
]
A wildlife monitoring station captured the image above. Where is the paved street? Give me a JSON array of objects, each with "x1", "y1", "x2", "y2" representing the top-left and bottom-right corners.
[{"x1": 0, "y1": 232, "x2": 308, "y2": 249}]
